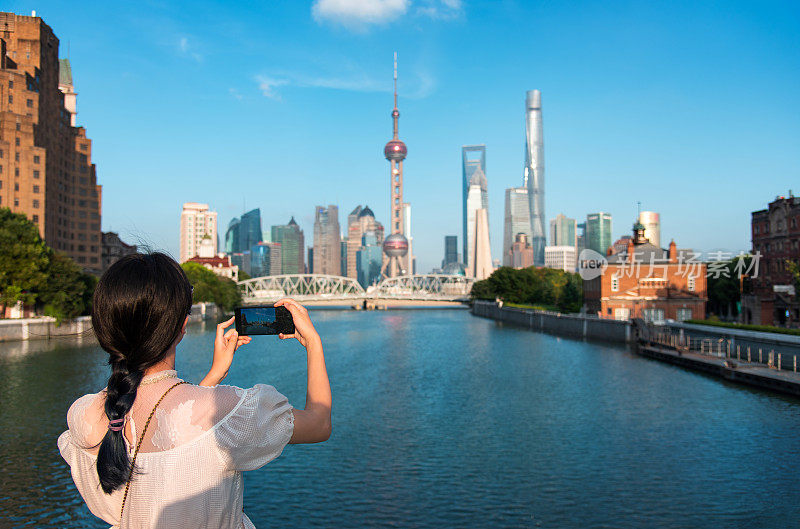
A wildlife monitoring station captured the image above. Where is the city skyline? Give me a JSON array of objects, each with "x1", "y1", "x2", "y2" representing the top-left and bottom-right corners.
[{"x1": 6, "y1": 2, "x2": 797, "y2": 273}]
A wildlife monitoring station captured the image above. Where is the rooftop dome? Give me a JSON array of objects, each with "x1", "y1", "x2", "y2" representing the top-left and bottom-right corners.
[
  {"x1": 383, "y1": 233, "x2": 409, "y2": 258},
  {"x1": 384, "y1": 140, "x2": 407, "y2": 162},
  {"x1": 359, "y1": 205, "x2": 375, "y2": 219}
]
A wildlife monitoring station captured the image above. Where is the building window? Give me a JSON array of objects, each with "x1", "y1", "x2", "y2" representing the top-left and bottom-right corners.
[
  {"x1": 15, "y1": 168, "x2": 19, "y2": 176},
  {"x1": 26, "y1": 99, "x2": 33, "y2": 108},
  {"x1": 14, "y1": 198, "x2": 19, "y2": 207},
  {"x1": 33, "y1": 185, "x2": 39, "y2": 193},
  {"x1": 688, "y1": 277, "x2": 695, "y2": 292},
  {"x1": 33, "y1": 155, "x2": 40, "y2": 164},
  {"x1": 15, "y1": 153, "x2": 20, "y2": 162},
  {"x1": 614, "y1": 308, "x2": 630, "y2": 321},
  {"x1": 14, "y1": 183, "x2": 19, "y2": 191},
  {"x1": 15, "y1": 122, "x2": 21, "y2": 131},
  {"x1": 8, "y1": 80, "x2": 12, "y2": 88},
  {"x1": 33, "y1": 199, "x2": 39, "y2": 208},
  {"x1": 676, "y1": 308, "x2": 692, "y2": 321},
  {"x1": 7, "y1": 95, "x2": 12, "y2": 104},
  {"x1": 32, "y1": 214, "x2": 39, "y2": 223},
  {"x1": 611, "y1": 276, "x2": 619, "y2": 291},
  {"x1": 15, "y1": 138, "x2": 20, "y2": 146},
  {"x1": 642, "y1": 308, "x2": 665, "y2": 324},
  {"x1": 33, "y1": 170, "x2": 40, "y2": 179}
]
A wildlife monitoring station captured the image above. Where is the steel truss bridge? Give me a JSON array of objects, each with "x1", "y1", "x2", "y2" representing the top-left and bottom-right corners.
[{"x1": 238, "y1": 274, "x2": 475, "y2": 307}]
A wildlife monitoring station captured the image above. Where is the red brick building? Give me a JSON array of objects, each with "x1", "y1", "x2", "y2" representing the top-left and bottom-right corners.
[
  {"x1": 584, "y1": 223, "x2": 707, "y2": 322},
  {"x1": 744, "y1": 194, "x2": 800, "y2": 326}
]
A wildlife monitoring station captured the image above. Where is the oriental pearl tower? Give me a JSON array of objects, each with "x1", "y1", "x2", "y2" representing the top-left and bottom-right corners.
[{"x1": 381, "y1": 52, "x2": 410, "y2": 278}]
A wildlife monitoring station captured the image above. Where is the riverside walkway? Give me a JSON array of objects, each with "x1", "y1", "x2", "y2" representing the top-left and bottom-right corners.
[{"x1": 635, "y1": 324, "x2": 800, "y2": 397}]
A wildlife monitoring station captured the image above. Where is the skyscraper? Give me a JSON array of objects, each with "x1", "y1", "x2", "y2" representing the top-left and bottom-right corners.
[
  {"x1": 180, "y1": 203, "x2": 218, "y2": 263},
  {"x1": 313, "y1": 205, "x2": 341, "y2": 276},
  {"x1": 271, "y1": 217, "x2": 305, "y2": 275},
  {"x1": 443, "y1": 235, "x2": 458, "y2": 267},
  {"x1": 469, "y1": 208, "x2": 493, "y2": 280},
  {"x1": 239, "y1": 208, "x2": 263, "y2": 253},
  {"x1": 525, "y1": 90, "x2": 546, "y2": 266},
  {"x1": 550, "y1": 214, "x2": 577, "y2": 247},
  {"x1": 382, "y1": 52, "x2": 410, "y2": 278},
  {"x1": 356, "y1": 232, "x2": 383, "y2": 287},
  {"x1": 585, "y1": 212, "x2": 613, "y2": 254},
  {"x1": 346, "y1": 206, "x2": 384, "y2": 279},
  {"x1": 250, "y1": 242, "x2": 281, "y2": 277},
  {"x1": 638, "y1": 211, "x2": 661, "y2": 247},
  {"x1": 0, "y1": 13, "x2": 103, "y2": 272},
  {"x1": 503, "y1": 178, "x2": 532, "y2": 267},
  {"x1": 225, "y1": 218, "x2": 240, "y2": 254},
  {"x1": 462, "y1": 145, "x2": 488, "y2": 270}
]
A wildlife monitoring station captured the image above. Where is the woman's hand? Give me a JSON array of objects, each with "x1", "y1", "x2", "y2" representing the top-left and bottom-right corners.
[
  {"x1": 199, "y1": 316, "x2": 251, "y2": 387},
  {"x1": 274, "y1": 298, "x2": 320, "y2": 349}
]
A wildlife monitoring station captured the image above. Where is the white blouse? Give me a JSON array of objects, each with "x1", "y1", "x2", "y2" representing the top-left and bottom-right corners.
[{"x1": 57, "y1": 370, "x2": 295, "y2": 529}]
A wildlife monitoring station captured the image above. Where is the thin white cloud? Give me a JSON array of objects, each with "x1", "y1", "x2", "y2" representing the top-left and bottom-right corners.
[
  {"x1": 256, "y1": 76, "x2": 290, "y2": 100},
  {"x1": 255, "y1": 67, "x2": 435, "y2": 100},
  {"x1": 177, "y1": 36, "x2": 203, "y2": 62},
  {"x1": 229, "y1": 87, "x2": 243, "y2": 101},
  {"x1": 312, "y1": 0, "x2": 410, "y2": 30},
  {"x1": 417, "y1": 0, "x2": 464, "y2": 20}
]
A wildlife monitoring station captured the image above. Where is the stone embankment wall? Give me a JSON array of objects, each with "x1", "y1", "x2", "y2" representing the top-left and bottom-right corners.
[{"x1": 0, "y1": 303, "x2": 220, "y2": 343}]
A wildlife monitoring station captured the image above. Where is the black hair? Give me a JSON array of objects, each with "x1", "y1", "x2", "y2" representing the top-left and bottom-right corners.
[{"x1": 92, "y1": 252, "x2": 193, "y2": 494}]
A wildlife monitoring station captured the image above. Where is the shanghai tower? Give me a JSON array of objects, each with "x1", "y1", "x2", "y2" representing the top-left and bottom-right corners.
[{"x1": 525, "y1": 90, "x2": 546, "y2": 266}]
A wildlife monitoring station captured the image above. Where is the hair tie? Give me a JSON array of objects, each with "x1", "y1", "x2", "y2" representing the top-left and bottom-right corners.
[{"x1": 108, "y1": 418, "x2": 125, "y2": 432}]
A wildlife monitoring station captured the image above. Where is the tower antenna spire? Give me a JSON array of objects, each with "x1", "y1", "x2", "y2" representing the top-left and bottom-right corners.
[{"x1": 393, "y1": 51, "x2": 398, "y2": 110}]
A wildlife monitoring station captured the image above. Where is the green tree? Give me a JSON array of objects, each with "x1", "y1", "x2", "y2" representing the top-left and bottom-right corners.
[
  {"x1": 181, "y1": 262, "x2": 242, "y2": 311},
  {"x1": 0, "y1": 208, "x2": 50, "y2": 311},
  {"x1": 470, "y1": 266, "x2": 584, "y2": 313},
  {"x1": 37, "y1": 251, "x2": 89, "y2": 322}
]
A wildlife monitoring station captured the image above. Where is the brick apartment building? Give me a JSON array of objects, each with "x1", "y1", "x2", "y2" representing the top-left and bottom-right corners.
[
  {"x1": 584, "y1": 222, "x2": 707, "y2": 322},
  {"x1": 0, "y1": 12, "x2": 102, "y2": 273},
  {"x1": 744, "y1": 194, "x2": 800, "y2": 326}
]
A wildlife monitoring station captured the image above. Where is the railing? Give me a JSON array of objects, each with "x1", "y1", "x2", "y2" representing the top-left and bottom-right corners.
[{"x1": 638, "y1": 324, "x2": 799, "y2": 372}]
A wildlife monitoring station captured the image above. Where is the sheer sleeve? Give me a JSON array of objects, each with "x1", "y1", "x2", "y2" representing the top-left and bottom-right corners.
[{"x1": 215, "y1": 384, "x2": 295, "y2": 471}]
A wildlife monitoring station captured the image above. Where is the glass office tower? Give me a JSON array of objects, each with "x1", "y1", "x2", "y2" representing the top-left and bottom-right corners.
[
  {"x1": 271, "y1": 217, "x2": 305, "y2": 275},
  {"x1": 525, "y1": 90, "x2": 546, "y2": 266},
  {"x1": 462, "y1": 145, "x2": 488, "y2": 271},
  {"x1": 585, "y1": 212, "x2": 613, "y2": 254}
]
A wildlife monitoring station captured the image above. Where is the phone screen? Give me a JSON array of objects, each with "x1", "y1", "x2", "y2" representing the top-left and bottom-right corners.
[{"x1": 234, "y1": 305, "x2": 294, "y2": 336}]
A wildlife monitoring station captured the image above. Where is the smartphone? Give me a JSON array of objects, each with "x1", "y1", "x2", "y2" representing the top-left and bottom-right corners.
[{"x1": 233, "y1": 305, "x2": 295, "y2": 336}]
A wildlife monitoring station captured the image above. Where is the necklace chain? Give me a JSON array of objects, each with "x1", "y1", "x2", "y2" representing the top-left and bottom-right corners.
[{"x1": 140, "y1": 371, "x2": 179, "y2": 386}]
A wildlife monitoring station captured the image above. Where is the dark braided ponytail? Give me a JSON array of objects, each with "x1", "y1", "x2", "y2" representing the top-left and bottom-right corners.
[{"x1": 92, "y1": 253, "x2": 193, "y2": 494}]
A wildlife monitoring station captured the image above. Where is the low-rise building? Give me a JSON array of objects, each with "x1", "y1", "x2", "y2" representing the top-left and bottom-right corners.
[
  {"x1": 186, "y1": 254, "x2": 239, "y2": 282},
  {"x1": 583, "y1": 222, "x2": 707, "y2": 322},
  {"x1": 544, "y1": 245, "x2": 576, "y2": 272}
]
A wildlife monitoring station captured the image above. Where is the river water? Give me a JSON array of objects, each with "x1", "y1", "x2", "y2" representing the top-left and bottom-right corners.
[{"x1": 1, "y1": 309, "x2": 799, "y2": 528}]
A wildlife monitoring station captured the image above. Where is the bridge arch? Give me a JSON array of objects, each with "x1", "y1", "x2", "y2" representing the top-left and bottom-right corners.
[
  {"x1": 238, "y1": 274, "x2": 366, "y2": 304},
  {"x1": 372, "y1": 274, "x2": 475, "y2": 301}
]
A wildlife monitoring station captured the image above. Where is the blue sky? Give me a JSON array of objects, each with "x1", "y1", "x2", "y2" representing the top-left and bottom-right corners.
[{"x1": 8, "y1": 0, "x2": 800, "y2": 272}]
